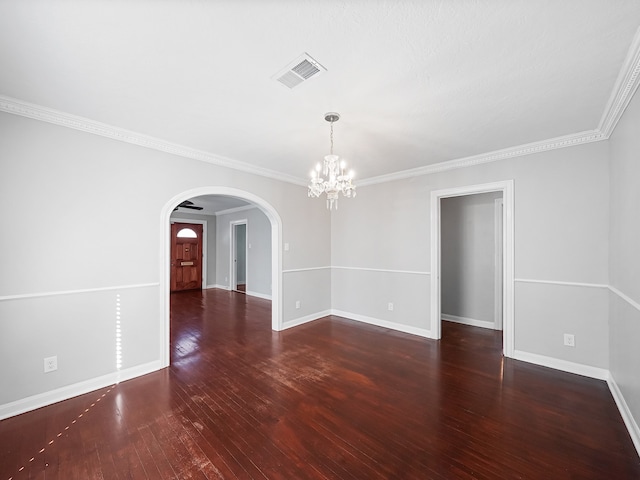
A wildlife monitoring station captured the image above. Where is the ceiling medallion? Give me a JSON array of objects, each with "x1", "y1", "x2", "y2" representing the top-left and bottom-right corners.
[{"x1": 307, "y1": 112, "x2": 356, "y2": 210}]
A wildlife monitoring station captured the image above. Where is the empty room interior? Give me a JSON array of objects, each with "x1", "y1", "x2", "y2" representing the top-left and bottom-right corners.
[{"x1": 1, "y1": 1, "x2": 640, "y2": 478}]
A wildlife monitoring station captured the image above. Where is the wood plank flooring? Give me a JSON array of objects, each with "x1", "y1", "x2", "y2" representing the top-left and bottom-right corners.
[{"x1": 1, "y1": 289, "x2": 638, "y2": 479}]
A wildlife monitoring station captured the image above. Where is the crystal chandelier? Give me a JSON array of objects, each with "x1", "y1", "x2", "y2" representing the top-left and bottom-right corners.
[{"x1": 308, "y1": 112, "x2": 356, "y2": 210}]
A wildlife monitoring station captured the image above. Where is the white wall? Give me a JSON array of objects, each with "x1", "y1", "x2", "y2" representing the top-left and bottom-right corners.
[
  {"x1": 332, "y1": 140, "x2": 610, "y2": 368},
  {"x1": 216, "y1": 207, "x2": 272, "y2": 298},
  {"x1": 441, "y1": 192, "x2": 502, "y2": 327},
  {"x1": 0, "y1": 112, "x2": 331, "y2": 415},
  {"x1": 608, "y1": 84, "x2": 640, "y2": 440}
]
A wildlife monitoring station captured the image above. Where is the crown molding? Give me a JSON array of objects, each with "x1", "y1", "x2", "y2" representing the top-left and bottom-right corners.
[
  {"x1": 598, "y1": 26, "x2": 640, "y2": 138},
  {"x1": 2, "y1": 25, "x2": 639, "y2": 190},
  {"x1": 0, "y1": 95, "x2": 307, "y2": 187},
  {"x1": 214, "y1": 204, "x2": 257, "y2": 216},
  {"x1": 357, "y1": 129, "x2": 605, "y2": 187},
  {"x1": 357, "y1": 26, "x2": 640, "y2": 188}
]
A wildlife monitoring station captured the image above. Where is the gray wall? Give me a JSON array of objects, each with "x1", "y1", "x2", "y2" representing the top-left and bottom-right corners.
[
  {"x1": 330, "y1": 178, "x2": 431, "y2": 335},
  {"x1": 441, "y1": 192, "x2": 502, "y2": 327},
  {"x1": 2, "y1": 95, "x2": 639, "y2": 440},
  {"x1": 609, "y1": 85, "x2": 640, "y2": 432},
  {"x1": 332, "y1": 140, "x2": 610, "y2": 368},
  {"x1": 0, "y1": 111, "x2": 331, "y2": 413},
  {"x1": 216, "y1": 207, "x2": 272, "y2": 298}
]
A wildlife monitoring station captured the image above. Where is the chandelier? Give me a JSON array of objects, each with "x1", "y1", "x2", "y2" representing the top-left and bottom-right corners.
[{"x1": 308, "y1": 112, "x2": 356, "y2": 210}]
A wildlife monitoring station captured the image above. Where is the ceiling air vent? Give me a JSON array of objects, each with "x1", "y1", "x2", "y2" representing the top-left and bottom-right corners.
[{"x1": 273, "y1": 53, "x2": 326, "y2": 89}]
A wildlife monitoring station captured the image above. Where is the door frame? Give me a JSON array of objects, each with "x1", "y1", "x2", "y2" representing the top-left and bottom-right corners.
[
  {"x1": 494, "y1": 198, "x2": 504, "y2": 330},
  {"x1": 230, "y1": 219, "x2": 248, "y2": 291},
  {"x1": 171, "y1": 218, "x2": 207, "y2": 290},
  {"x1": 430, "y1": 180, "x2": 514, "y2": 357},
  {"x1": 161, "y1": 187, "x2": 283, "y2": 368}
]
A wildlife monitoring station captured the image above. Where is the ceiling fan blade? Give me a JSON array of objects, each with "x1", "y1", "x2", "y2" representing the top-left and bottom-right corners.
[{"x1": 173, "y1": 200, "x2": 203, "y2": 211}]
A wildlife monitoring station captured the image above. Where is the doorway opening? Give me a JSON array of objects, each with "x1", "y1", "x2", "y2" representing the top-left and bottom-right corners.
[
  {"x1": 440, "y1": 192, "x2": 503, "y2": 332},
  {"x1": 230, "y1": 221, "x2": 248, "y2": 293},
  {"x1": 161, "y1": 187, "x2": 283, "y2": 368},
  {"x1": 430, "y1": 180, "x2": 514, "y2": 357}
]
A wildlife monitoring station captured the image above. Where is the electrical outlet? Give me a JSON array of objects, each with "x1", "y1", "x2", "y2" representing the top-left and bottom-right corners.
[
  {"x1": 44, "y1": 356, "x2": 58, "y2": 373},
  {"x1": 388, "y1": 302, "x2": 394, "y2": 311},
  {"x1": 295, "y1": 300, "x2": 301, "y2": 309},
  {"x1": 563, "y1": 334, "x2": 575, "y2": 347}
]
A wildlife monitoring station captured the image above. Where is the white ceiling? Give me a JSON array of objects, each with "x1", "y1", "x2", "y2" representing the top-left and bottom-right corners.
[
  {"x1": 172, "y1": 196, "x2": 250, "y2": 217},
  {"x1": 1, "y1": 1, "x2": 639, "y2": 183}
]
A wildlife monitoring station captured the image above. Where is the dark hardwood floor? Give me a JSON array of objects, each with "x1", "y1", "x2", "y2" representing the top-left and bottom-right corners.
[{"x1": 1, "y1": 289, "x2": 638, "y2": 479}]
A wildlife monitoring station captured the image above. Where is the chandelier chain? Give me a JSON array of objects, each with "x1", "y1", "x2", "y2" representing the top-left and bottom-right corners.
[{"x1": 330, "y1": 121, "x2": 334, "y2": 155}]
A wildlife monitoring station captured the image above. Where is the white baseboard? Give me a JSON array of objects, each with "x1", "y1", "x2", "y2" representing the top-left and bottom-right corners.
[
  {"x1": 504, "y1": 351, "x2": 640, "y2": 457},
  {"x1": 282, "y1": 309, "x2": 434, "y2": 340},
  {"x1": 607, "y1": 374, "x2": 640, "y2": 456},
  {"x1": 0, "y1": 360, "x2": 163, "y2": 421},
  {"x1": 512, "y1": 350, "x2": 609, "y2": 380},
  {"x1": 246, "y1": 290, "x2": 272, "y2": 300},
  {"x1": 205, "y1": 286, "x2": 269, "y2": 300},
  {"x1": 331, "y1": 309, "x2": 433, "y2": 339},
  {"x1": 442, "y1": 313, "x2": 497, "y2": 330},
  {"x1": 282, "y1": 310, "x2": 331, "y2": 330}
]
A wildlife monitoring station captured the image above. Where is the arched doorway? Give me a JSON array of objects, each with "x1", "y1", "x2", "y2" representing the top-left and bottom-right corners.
[{"x1": 160, "y1": 187, "x2": 283, "y2": 368}]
